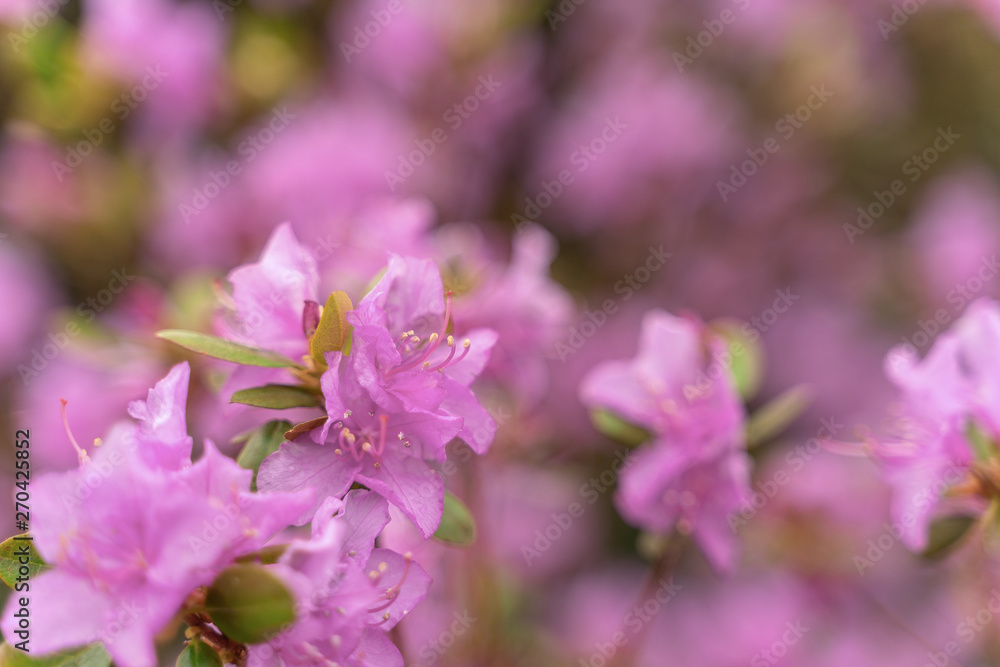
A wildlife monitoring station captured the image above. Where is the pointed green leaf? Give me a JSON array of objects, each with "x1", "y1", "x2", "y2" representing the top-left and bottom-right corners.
[
  {"x1": 205, "y1": 564, "x2": 297, "y2": 644},
  {"x1": 966, "y1": 421, "x2": 997, "y2": 462},
  {"x1": 589, "y1": 409, "x2": 650, "y2": 448},
  {"x1": 311, "y1": 291, "x2": 354, "y2": 368},
  {"x1": 237, "y1": 420, "x2": 293, "y2": 491},
  {"x1": 746, "y1": 385, "x2": 813, "y2": 448},
  {"x1": 176, "y1": 638, "x2": 223, "y2": 667},
  {"x1": 433, "y1": 491, "x2": 477, "y2": 547},
  {"x1": 921, "y1": 515, "x2": 977, "y2": 560},
  {"x1": 157, "y1": 330, "x2": 300, "y2": 368},
  {"x1": 708, "y1": 318, "x2": 765, "y2": 401},
  {"x1": 230, "y1": 385, "x2": 321, "y2": 410},
  {"x1": 0, "y1": 642, "x2": 111, "y2": 666},
  {"x1": 0, "y1": 536, "x2": 48, "y2": 590}
]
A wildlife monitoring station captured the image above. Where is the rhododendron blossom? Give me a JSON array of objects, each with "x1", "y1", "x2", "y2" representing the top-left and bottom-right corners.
[
  {"x1": 581, "y1": 309, "x2": 752, "y2": 571},
  {"x1": 248, "y1": 491, "x2": 431, "y2": 666},
  {"x1": 258, "y1": 254, "x2": 497, "y2": 538},
  {"x1": 0, "y1": 364, "x2": 314, "y2": 667},
  {"x1": 866, "y1": 298, "x2": 1000, "y2": 550}
]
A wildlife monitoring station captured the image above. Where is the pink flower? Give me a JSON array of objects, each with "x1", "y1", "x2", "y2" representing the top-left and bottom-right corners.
[
  {"x1": 248, "y1": 491, "x2": 431, "y2": 666},
  {"x1": 581, "y1": 310, "x2": 746, "y2": 452},
  {"x1": 580, "y1": 309, "x2": 751, "y2": 570},
  {"x1": 0, "y1": 364, "x2": 314, "y2": 666},
  {"x1": 869, "y1": 299, "x2": 1000, "y2": 550},
  {"x1": 446, "y1": 222, "x2": 575, "y2": 407},
  {"x1": 258, "y1": 255, "x2": 497, "y2": 538}
]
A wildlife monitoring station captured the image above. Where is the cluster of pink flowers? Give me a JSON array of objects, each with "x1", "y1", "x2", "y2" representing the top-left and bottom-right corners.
[
  {"x1": 7, "y1": 0, "x2": 1000, "y2": 664},
  {"x1": 1, "y1": 216, "x2": 772, "y2": 664},
  {"x1": 580, "y1": 311, "x2": 752, "y2": 571}
]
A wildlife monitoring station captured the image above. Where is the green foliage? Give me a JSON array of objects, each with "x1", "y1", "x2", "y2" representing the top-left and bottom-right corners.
[
  {"x1": 205, "y1": 564, "x2": 296, "y2": 644},
  {"x1": 157, "y1": 330, "x2": 300, "y2": 368},
  {"x1": 434, "y1": 491, "x2": 477, "y2": 547},
  {"x1": 0, "y1": 536, "x2": 47, "y2": 590}
]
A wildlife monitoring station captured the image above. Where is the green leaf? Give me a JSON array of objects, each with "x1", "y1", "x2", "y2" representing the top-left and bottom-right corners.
[
  {"x1": 310, "y1": 291, "x2": 354, "y2": 368},
  {"x1": 230, "y1": 385, "x2": 321, "y2": 410},
  {"x1": 708, "y1": 318, "x2": 765, "y2": 401},
  {"x1": 921, "y1": 515, "x2": 977, "y2": 560},
  {"x1": 746, "y1": 385, "x2": 813, "y2": 448},
  {"x1": 237, "y1": 420, "x2": 293, "y2": 491},
  {"x1": 235, "y1": 544, "x2": 289, "y2": 566},
  {"x1": 433, "y1": 491, "x2": 477, "y2": 547},
  {"x1": 176, "y1": 639, "x2": 223, "y2": 667},
  {"x1": 589, "y1": 409, "x2": 650, "y2": 448},
  {"x1": 0, "y1": 536, "x2": 48, "y2": 590},
  {"x1": 0, "y1": 642, "x2": 111, "y2": 666},
  {"x1": 157, "y1": 330, "x2": 300, "y2": 368},
  {"x1": 205, "y1": 564, "x2": 297, "y2": 644},
  {"x1": 966, "y1": 421, "x2": 997, "y2": 462}
]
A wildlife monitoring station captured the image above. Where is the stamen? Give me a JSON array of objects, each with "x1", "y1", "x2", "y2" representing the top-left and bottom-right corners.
[
  {"x1": 450, "y1": 339, "x2": 472, "y2": 366},
  {"x1": 340, "y1": 428, "x2": 362, "y2": 462},
  {"x1": 60, "y1": 399, "x2": 90, "y2": 465},
  {"x1": 388, "y1": 291, "x2": 455, "y2": 376},
  {"x1": 367, "y1": 612, "x2": 393, "y2": 627},
  {"x1": 391, "y1": 333, "x2": 439, "y2": 375},
  {"x1": 376, "y1": 415, "x2": 388, "y2": 456},
  {"x1": 366, "y1": 553, "x2": 413, "y2": 613},
  {"x1": 426, "y1": 336, "x2": 457, "y2": 372}
]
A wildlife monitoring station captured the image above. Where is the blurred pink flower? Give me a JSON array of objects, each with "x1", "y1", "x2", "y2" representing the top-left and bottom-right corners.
[
  {"x1": 445, "y1": 222, "x2": 575, "y2": 407},
  {"x1": 580, "y1": 309, "x2": 751, "y2": 570},
  {"x1": 80, "y1": 0, "x2": 225, "y2": 137},
  {"x1": 1, "y1": 364, "x2": 313, "y2": 667}
]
